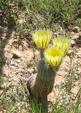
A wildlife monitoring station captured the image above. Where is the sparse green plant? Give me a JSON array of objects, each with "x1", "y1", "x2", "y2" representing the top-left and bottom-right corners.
[{"x1": 23, "y1": 0, "x2": 81, "y2": 26}]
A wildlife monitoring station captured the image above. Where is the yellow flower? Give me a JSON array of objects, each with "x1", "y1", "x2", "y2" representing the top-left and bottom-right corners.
[
  {"x1": 53, "y1": 37, "x2": 71, "y2": 55},
  {"x1": 44, "y1": 47, "x2": 64, "y2": 68},
  {"x1": 32, "y1": 30, "x2": 52, "y2": 49}
]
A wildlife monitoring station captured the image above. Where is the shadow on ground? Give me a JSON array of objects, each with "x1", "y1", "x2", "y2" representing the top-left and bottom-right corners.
[{"x1": 0, "y1": 10, "x2": 16, "y2": 78}]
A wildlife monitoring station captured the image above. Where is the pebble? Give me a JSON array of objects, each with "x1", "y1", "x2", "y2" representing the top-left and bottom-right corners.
[{"x1": 73, "y1": 26, "x2": 80, "y2": 33}]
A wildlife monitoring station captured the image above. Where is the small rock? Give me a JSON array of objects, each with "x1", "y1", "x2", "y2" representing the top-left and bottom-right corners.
[
  {"x1": 68, "y1": 49, "x2": 74, "y2": 55},
  {"x1": 71, "y1": 86, "x2": 79, "y2": 95},
  {"x1": 73, "y1": 26, "x2": 80, "y2": 33},
  {"x1": 72, "y1": 33, "x2": 79, "y2": 40},
  {"x1": 71, "y1": 32, "x2": 75, "y2": 35},
  {"x1": 71, "y1": 40, "x2": 76, "y2": 47},
  {"x1": 18, "y1": 18, "x2": 26, "y2": 24},
  {"x1": 70, "y1": 94, "x2": 76, "y2": 100},
  {"x1": 11, "y1": 49, "x2": 22, "y2": 58}
]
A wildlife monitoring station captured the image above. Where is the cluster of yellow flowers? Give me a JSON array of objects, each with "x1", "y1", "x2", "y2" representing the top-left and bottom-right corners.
[{"x1": 32, "y1": 30, "x2": 71, "y2": 68}]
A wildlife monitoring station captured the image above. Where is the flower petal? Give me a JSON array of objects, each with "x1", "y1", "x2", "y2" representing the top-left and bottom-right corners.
[
  {"x1": 53, "y1": 37, "x2": 71, "y2": 55},
  {"x1": 32, "y1": 30, "x2": 52, "y2": 49},
  {"x1": 44, "y1": 47, "x2": 64, "y2": 68}
]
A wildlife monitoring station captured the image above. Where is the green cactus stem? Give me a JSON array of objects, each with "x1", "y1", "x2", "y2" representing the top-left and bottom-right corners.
[{"x1": 27, "y1": 59, "x2": 56, "y2": 100}]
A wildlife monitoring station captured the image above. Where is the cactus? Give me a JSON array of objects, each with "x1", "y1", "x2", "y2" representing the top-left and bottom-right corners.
[{"x1": 27, "y1": 30, "x2": 71, "y2": 100}]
